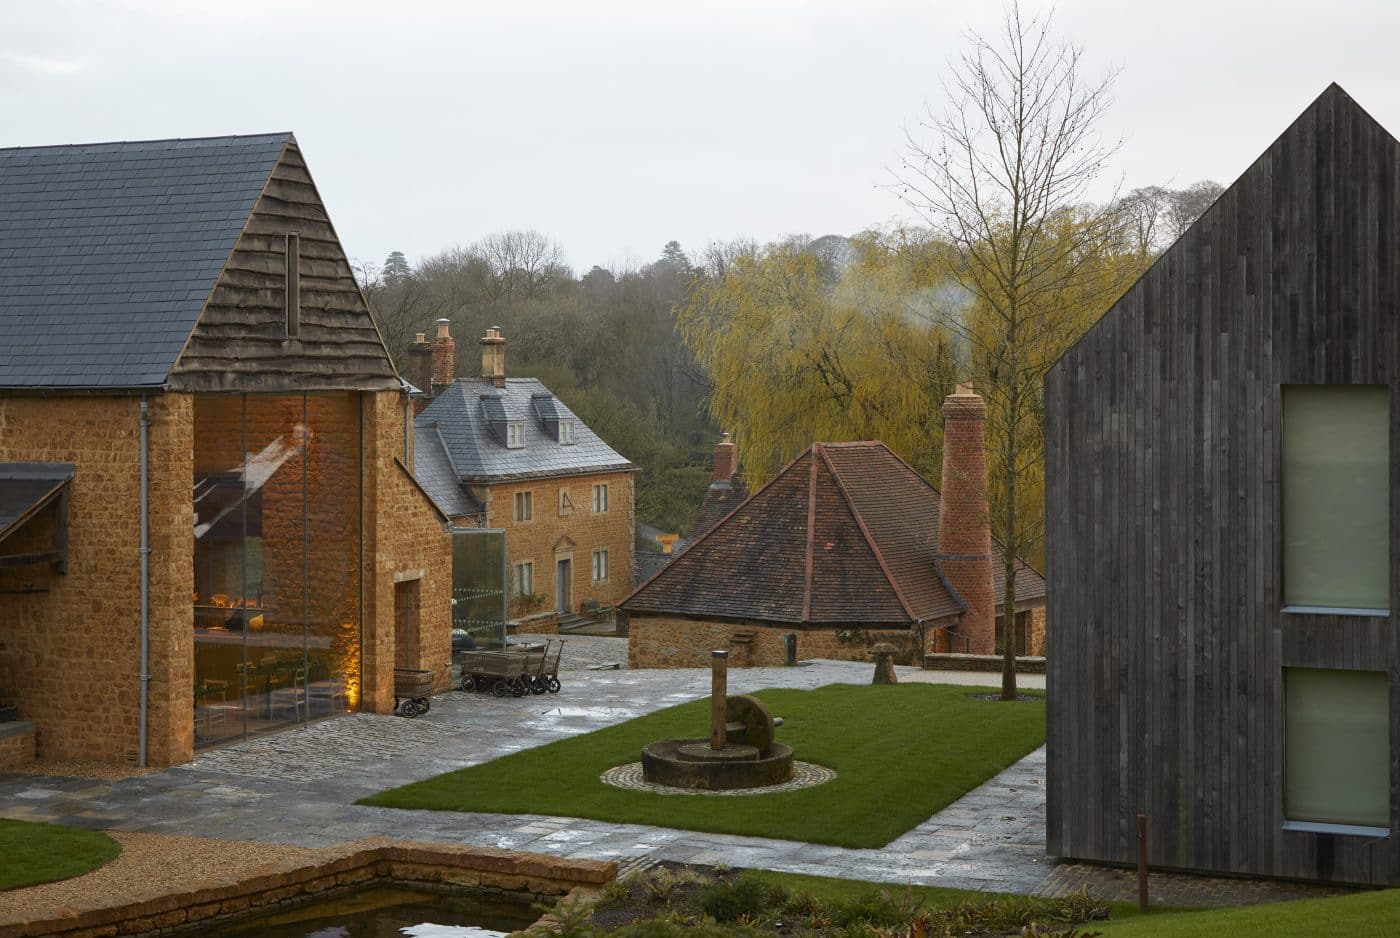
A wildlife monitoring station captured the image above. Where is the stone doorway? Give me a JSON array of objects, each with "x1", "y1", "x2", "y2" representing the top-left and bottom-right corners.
[
  {"x1": 556, "y1": 558, "x2": 572, "y2": 613},
  {"x1": 394, "y1": 578, "x2": 421, "y2": 669}
]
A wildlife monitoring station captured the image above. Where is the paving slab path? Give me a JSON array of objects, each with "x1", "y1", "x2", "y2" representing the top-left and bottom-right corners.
[
  {"x1": 1, "y1": 661, "x2": 1055, "y2": 894},
  {"x1": 0, "y1": 658, "x2": 1341, "y2": 906}
]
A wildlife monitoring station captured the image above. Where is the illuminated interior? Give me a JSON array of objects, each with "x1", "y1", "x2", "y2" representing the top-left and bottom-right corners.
[{"x1": 192, "y1": 393, "x2": 362, "y2": 747}]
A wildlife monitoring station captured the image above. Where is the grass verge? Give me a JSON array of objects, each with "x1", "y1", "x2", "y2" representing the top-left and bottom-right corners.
[
  {"x1": 362, "y1": 683, "x2": 1044, "y2": 848},
  {"x1": 1093, "y1": 886, "x2": 1400, "y2": 937},
  {"x1": 0, "y1": 819, "x2": 121, "y2": 891}
]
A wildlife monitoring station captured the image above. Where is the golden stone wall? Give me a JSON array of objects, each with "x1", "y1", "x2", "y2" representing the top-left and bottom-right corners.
[
  {"x1": 474, "y1": 471, "x2": 635, "y2": 614},
  {"x1": 0, "y1": 394, "x2": 194, "y2": 766}
]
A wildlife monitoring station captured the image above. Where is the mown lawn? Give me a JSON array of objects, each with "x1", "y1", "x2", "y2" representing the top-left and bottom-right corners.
[
  {"x1": 0, "y1": 818, "x2": 121, "y2": 891},
  {"x1": 361, "y1": 683, "x2": 1045, "y2": 848},
  {"x1": 1094, "y1": 887, "x2": 1400, "y2": 937}
]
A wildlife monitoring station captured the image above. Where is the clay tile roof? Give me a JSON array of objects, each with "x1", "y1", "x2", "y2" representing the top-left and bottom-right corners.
[{"x1": 621, "y1": 441, "x2": 1045, "y2": 627}]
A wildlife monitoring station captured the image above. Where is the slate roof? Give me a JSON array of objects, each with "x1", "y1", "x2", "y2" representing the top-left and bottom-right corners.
[
  {"x1": 621, "y1": 441, "x2": 1046, "y2": 627},
  {"x1": 0, "y1": 133, "x2": 290, "y2": 388},
  {"x1": 419, "y1": 378, "x2": 634, "y2": 483},
  {"x1": 0, "y1": 462, "x2": 74, "y2": 544},
  {"x1": 412, "y1": 419, "x2": 486, "y2": 520},
  {"x1": 691, "y1": 475, "x2": 748, "y2": 541}
]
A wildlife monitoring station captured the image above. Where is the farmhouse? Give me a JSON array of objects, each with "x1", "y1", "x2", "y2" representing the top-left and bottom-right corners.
[
  {"x1": 412, "y1": 327, "x2": 636, "y2": 619},
  {"x1": 0, "y1": 134, "x2": 451, "y2": 768},
  {"x1": 1047, "y1": 85, "x2": 1400, "y2": 886},
  {"x1": 622, "y1": 386, "x2": 1045, "y2": 668}
]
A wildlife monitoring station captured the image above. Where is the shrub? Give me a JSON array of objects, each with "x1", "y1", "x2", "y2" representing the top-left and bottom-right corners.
[{"x1": 697, "y1": 874, "x2": 785, "y2": 923}]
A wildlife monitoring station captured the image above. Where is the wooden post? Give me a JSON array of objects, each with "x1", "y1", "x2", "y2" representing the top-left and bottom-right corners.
[
  {"x1": 1136, "y1": 812, "x2": 1148, "y2": 912},
  {"x1": 711, "y1": 650, "x2": 728, "y2": 750}
]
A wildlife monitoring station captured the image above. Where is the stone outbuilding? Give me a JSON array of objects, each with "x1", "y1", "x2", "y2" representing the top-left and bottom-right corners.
[
  {"x1": 0, "y1": 133, "x2": 451, "y2": 768},
  {"x1": 621, "y1": 389, "x2": 1045, "y2": 668}
]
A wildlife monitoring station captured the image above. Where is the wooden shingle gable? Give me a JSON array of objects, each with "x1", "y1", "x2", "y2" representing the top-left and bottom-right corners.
[{"x1": 167, "y1": 138, "x2": 399, "y2": 393}]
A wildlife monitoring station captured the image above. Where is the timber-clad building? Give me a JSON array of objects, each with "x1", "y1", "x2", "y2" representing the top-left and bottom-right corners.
[
  {"x1": 1047, "y1": 85, "x2": 1400, "y2": 885},
  {"x1": 0, "y1": 133, "x2": 451, "y2": 768}
]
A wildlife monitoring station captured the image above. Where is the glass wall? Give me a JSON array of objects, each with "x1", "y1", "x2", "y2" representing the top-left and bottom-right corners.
[
  {"x1": 192, "y1": 393, "x2": 362, "y2": 748},
  {"x1": 451, "y1": 528, "x2": 507, "y2": 650}
]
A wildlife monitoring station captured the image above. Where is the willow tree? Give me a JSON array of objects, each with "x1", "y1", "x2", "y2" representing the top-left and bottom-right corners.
[
  {"x1": 677, "y1": 233, "x2": 959, "y2": 485},
  {"x1": 897, "y1": 1, "x2": 1138, "y2": 699}
]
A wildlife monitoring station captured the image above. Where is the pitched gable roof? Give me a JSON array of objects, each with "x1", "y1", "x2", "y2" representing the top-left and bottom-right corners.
[
  {"x1": 419, "y1": 377, "x2": 633, "y2": 483},
  {"x1": 0, "y1": 133, "x2": 290, "y2": 388},
  {"x1": 622, "y1": 441, "x2": 1045, "y2": 627}
]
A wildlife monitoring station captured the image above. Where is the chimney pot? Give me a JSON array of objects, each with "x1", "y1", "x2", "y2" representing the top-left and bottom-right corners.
[
  {"x1": 430, "y1": 319, "x2": 456, "y2": 398},
  {"x1": 480, "y1": 327, "x2": 507, "y2": 388},
  {"x1": 407, "y1": 331, "x2": 434, "y2": 412},
  {"x1": 938, "y1": 385, "x2": 996, "y2": 656},
  {"x1": 713, "y1": 432, "x2": 738, "y2": 483}
]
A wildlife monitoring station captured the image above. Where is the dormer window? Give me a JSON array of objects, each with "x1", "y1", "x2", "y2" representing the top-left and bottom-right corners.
[
  {"x1": 559, "y1": 419, "x2": 575, "y2": 444},
  {"x1": 506, "y1": 421, "x2": 525, "y2": 449}
]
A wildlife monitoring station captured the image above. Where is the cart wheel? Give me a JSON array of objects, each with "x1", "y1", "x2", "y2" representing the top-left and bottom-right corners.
[
  {"x1": 547, "y1": 677, "x2": 561, "y2": 694},
  {"x1": 493, "y1": 680, "x2": 508, "y2": 698},
  {"x1": 396, "y1": 699, "x2": 417, "y2": 717},
  {"x1": 511, "y1": 678, "x2": 527, "y2": 698},
  {"x1": 460, "y1": 675, "x2": 475, "y2": 693},
  {"x1": 529, "y1": 676, "x2": 547, "y2": 695},
  {"x1": 416, "y1": 697, "x2": 431, "y2": 715}
]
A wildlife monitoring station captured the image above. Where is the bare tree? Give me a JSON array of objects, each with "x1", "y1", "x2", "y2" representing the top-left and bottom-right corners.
[
  {"x1": 897, "y1": 1, "x2": 1130, "y2": 699},
  {"x1": 474, "y1": 230, "x2": 570, "y2": 302},
  {"x1": 1165, "y1": 180, "x2": 1225, "y2": 240}
]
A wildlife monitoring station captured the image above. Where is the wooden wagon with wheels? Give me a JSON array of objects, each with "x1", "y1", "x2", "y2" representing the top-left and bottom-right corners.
[
  {"x1": 455, "y1": 648, "x2": 532, "y2": 697},
  {"x1": 393, "y1": 668, "x2": 436, "y2": 717}
]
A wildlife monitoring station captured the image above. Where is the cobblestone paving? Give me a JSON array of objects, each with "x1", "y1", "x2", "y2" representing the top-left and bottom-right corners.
[
  {"x1": 599, "y1": 761, "x2": 836, "y2": 796},
  {"x1": 0, "y1": 661, "x2": 1338, "y2": 905},
  {"x1": 1032, "y1": 861, "x2": 1359, "y2": 907},
  {"x1": 511, "y1": 634, "x2": 628, "y2": 671}
]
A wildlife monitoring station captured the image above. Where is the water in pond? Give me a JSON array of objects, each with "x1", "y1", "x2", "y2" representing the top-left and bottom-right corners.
[{"x1": 205, "y1": 886, "x2": 547, "y2": 937}]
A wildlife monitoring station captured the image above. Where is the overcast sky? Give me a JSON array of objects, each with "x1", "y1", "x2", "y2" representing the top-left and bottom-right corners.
[{"x1": 5, "y1": 1, "x2": 1399, "y2": 275}]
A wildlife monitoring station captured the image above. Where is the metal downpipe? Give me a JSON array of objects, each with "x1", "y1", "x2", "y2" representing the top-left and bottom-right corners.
[{"x1": 138, "y1": 398, "x2": 151, "y2": 768}]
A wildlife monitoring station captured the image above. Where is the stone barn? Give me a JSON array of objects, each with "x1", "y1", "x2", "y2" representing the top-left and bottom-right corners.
[{"x1": 0, "y1": 133, "x2": 451, "y2": 769}]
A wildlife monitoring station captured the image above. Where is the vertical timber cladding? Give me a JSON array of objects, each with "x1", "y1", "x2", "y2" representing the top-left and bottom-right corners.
[
  {"x1": 1046, "y1": 85, "x2": 1400, "y2": 886},
  {"x1": 167, "y1": 141, "x2": 398, "y2": 393}
]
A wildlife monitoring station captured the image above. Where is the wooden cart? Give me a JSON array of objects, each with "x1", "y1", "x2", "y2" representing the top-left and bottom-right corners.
[{"x1": 393, "y1": 668, "x2": 436, "y2": 717}]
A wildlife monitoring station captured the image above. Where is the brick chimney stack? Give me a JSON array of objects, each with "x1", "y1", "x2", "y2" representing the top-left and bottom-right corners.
[
  {"x1": 713, "y1": 432, "x2": 737, "y2": 483},
  {"x1": 407, "y1": 331, "x2": 433, "y2": 413},
  {"x1": 938, "y1": 383, "x2": 996, "y2": 655},
  {"x1": 480, "y1": 326, "x2": 507, "y2": 388},
  {"x1": 430, "y1": 318, "x2": 456, "y2": 398}
]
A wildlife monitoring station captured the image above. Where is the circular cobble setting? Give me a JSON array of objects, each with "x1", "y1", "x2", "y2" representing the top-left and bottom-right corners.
[{"x1": 599, "y1": 760, "x2": 835, "y2": 796}]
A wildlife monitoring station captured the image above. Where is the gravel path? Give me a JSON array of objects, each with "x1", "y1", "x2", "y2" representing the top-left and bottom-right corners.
[
  {"x1": 0, "y1": 832, "x2": 320, "y2": 925},
  {"x1": 510, "y1": 634, "x2": 628, "y2": 670}
]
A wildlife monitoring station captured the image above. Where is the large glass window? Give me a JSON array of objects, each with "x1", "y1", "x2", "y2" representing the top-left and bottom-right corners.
[
  {"x1": 1283, "y1": 385, "x2": 1389, "y2": 612},
  {"x1": 1285, "y1": 667, "x2": 1390, "y2": 833},
  {"x1": 192, "y1": 393, "x2": 362, "y2": 748},
  {"x1": 450, "y1": 528, "x2": 507, "y2": 650}
]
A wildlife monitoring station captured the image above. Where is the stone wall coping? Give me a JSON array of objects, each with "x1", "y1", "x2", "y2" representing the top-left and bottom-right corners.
[
  {"x1": 0, "y1": 838, "x2": 615, "y2": 938},
  {"x1": 0, "y1": 720, "x2": 36, "y2": 741}
]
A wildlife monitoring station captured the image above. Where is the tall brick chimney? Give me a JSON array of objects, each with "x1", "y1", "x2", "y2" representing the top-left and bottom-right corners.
[
  {"x1": 407, "y1": 331, "x2": 433, "y2": 412},
  {"x1": 480, "y1": 326, "x2": 507, "y2": 388},
  {"x1": 430, "y1": 318, "x2": 456, "y2": 398},
  {"x1": 713, "y1": 431, "x2": 737, "y2": 483},
  {"x1": 938, "y1": 383, "x2": 996, "y2": 655}
]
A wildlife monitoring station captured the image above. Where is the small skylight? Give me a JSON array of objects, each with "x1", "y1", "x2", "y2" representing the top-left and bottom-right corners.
[
  {"x1": 506, "y1": 421, "x2": 525, "y2": 449},
  {"x1": 559, "y1": 418, "x2": 575, "y2": 444}
]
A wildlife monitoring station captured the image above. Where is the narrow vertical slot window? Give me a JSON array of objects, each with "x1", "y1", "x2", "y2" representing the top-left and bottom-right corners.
[{"x1": 284, "y1": 233, "x2": 301, "y2": 339}]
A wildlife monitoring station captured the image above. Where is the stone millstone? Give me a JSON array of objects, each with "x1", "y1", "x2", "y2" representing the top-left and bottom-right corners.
[
  {"x1": 676, "y1": 742, "x2": 759, "y2": 763},
  {"x1": 724, "y1": 694, "x2": 776, "y2": 749}
]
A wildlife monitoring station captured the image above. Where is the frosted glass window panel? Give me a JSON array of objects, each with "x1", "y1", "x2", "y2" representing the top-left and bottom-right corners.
[
  {"x1": 1283, "y1": 386, "x2": 1389, "y2": 610},
  {"x1": 1285, "y1": 668, "x2": 1390, "y2": 829}
]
